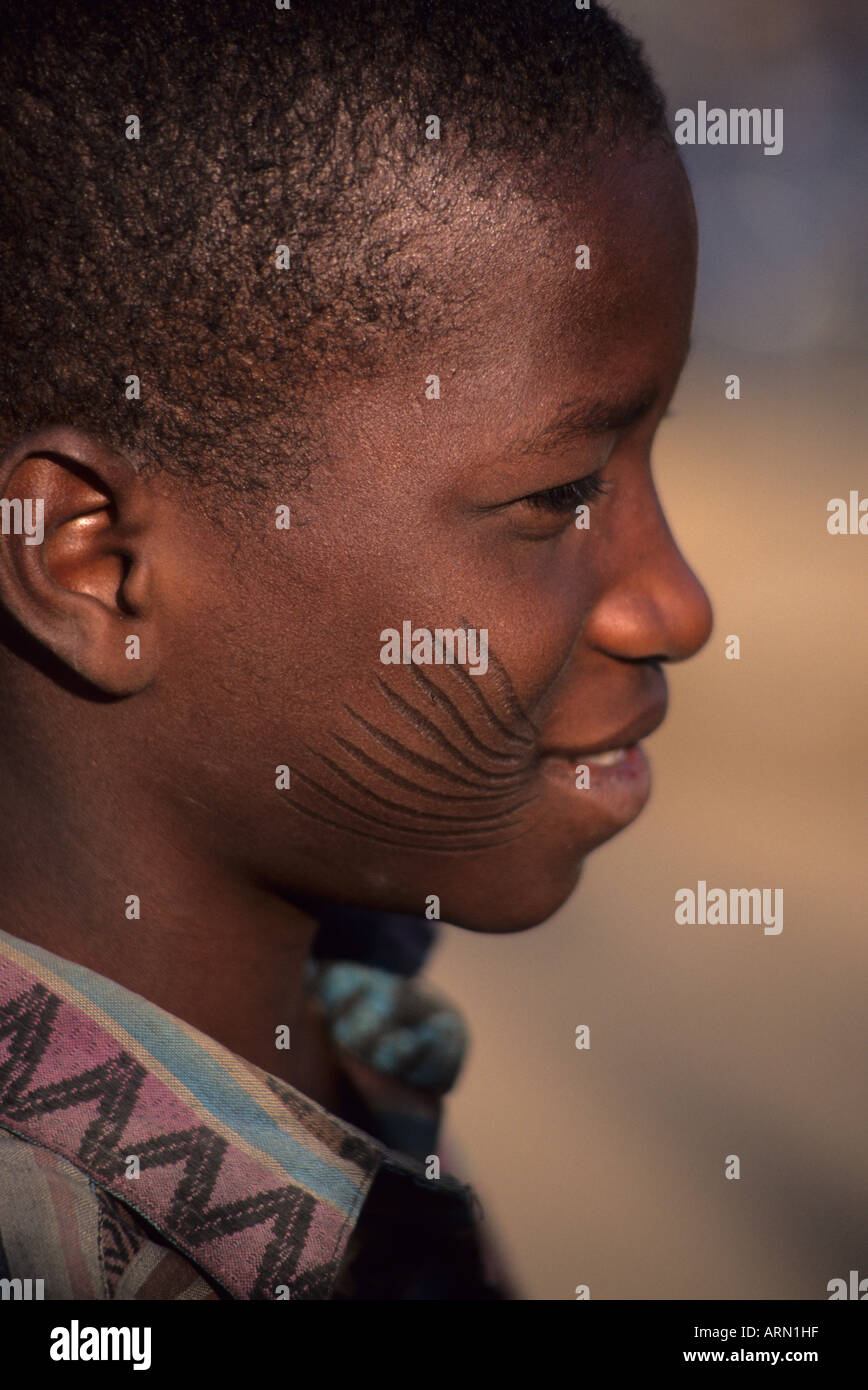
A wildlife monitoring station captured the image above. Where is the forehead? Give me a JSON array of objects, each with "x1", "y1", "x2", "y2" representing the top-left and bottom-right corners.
[
  {"x1": 466, "y1": 145, "x2": 695, "y2": 404},
  {"x1": 320, "y1": 143, "x2": 697, "y2": 487}
]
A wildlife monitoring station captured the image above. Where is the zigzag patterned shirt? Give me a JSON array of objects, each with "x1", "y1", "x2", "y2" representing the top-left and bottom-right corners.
[{"x1": 0, "y1": 927, "x2": 507, "y2": 1300}]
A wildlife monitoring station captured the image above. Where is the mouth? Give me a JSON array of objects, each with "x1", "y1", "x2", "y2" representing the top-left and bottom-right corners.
[
  {"x1": 582, "y1": 746, "x2": 636, "y2": 767},
  {"x1": 535, "y1": 700, "x2": 667, "y2": 840},
  {"x1": 536, "y1": 741, "x2": 651, "y2": 842},
  {"x1": 538, "y1": 697, "x2": 668, "y2": 764}
]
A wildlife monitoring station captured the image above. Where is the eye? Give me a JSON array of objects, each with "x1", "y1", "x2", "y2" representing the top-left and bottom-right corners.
[{"x1": 520, "y1": 469, "x2": 610, "y2": 515}]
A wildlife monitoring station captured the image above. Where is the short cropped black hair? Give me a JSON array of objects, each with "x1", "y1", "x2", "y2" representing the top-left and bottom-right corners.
[{"x1": 0, "y1": 0, "x2": 670, "y2": 496}]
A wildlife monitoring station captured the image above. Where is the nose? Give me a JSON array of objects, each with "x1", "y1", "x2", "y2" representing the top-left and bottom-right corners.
[{"x1": 583, "y1": 484, "x2": 713, "y2": 664}]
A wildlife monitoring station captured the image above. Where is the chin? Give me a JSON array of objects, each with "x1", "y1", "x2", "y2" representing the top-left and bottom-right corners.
[{"x1": 440, "y1": 855, "x2": 587, "y2": 934}]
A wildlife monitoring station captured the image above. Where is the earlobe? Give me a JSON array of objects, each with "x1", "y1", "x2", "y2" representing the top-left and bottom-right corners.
[{"x1": 0, "y1": 427, "x2": 160, "y2": 695}]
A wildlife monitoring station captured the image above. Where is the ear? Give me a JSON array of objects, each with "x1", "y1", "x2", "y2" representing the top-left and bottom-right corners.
[{"x1": 0, "y1": 427, "x2": 160, "y2": 695}]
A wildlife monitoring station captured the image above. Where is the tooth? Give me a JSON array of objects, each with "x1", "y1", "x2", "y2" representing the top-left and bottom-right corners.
[{"x1": 584, "y1": 748, "x2": 625, "y2": 766}]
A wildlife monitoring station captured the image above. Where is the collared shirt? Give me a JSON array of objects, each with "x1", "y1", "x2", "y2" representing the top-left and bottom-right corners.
[{"x1": 0, "y1": 927, "x2": 507, "y2": 1300}]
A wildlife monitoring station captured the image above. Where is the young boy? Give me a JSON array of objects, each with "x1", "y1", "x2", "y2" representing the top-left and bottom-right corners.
[{"x1": 0, "y1": 0, "x2": 711, "y2": 1299}]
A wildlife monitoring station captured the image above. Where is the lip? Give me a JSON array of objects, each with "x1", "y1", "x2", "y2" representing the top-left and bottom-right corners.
[
  {"x1": 535, "y1": 697, "x2": 667, "y2": 839},
  {"x1": 536, "y1": 696, "x2": 667, "y2": 762},
  {"x1": 539, "y1": 739, "x2": 650, "y2": 825}
]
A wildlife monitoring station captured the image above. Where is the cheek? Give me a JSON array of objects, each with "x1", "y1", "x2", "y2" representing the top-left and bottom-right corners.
[
  {"x1": 278, "y1": 631, "x2": 543, "y2": 856},
  {"x1": 475, "y1": 532, "x2": 600, "y2": 724},
  {"x1": 191, "y1": 517, "x2": 599, "y2": 927},
  {"x1": 268, "y1": 541, "x2": 592, "y2": 859}
]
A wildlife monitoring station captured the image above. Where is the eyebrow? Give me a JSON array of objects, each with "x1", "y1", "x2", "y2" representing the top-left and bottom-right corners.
[{"x1": 514, "y1": 387, "x2": 660, "y2": 458}]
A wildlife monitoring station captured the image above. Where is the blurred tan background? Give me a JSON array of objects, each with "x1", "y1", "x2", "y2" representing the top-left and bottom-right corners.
[{"x1": 428, "y1": 0, "x2": 868, "y2": 1299}]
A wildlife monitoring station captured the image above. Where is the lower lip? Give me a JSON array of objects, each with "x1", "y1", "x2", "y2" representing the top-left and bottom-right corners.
[{"x1": 538, "y1": 743, "x2": 651, "y2": 833}]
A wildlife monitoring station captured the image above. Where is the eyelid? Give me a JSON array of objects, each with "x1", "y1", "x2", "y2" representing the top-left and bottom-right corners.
[{"x1": 520, "y1": 468, "x2": 610, "y2": 515}]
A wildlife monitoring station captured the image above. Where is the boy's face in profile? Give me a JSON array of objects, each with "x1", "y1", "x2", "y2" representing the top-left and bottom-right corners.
[{"x1": 150, "y1": 141, "x2": 710, "y2": 932}]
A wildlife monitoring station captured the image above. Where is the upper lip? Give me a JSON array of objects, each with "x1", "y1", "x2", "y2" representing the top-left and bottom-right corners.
[{"x1": 537, "y1": 694, "x2": 668, "y2": 759}]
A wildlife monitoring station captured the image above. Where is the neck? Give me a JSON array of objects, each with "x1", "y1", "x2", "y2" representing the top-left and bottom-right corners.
[{"x1": 0, "y1": 734, "x2": 343, "y2": 1111}]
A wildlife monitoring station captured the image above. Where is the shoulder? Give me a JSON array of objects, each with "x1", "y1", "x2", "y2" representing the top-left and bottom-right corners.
[{"x1": 0, "y1": 1130, "x2": 223, "y2": 1300}]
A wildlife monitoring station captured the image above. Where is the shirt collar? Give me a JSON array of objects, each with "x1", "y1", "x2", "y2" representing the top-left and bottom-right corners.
[{"x1": 0, "y1": 927, "x2": 394, "y2": 1299}]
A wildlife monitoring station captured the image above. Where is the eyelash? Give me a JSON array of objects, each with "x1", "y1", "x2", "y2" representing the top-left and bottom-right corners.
[{"x1": 521, "y1": 470, "x2": 610, "y2": 515}]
